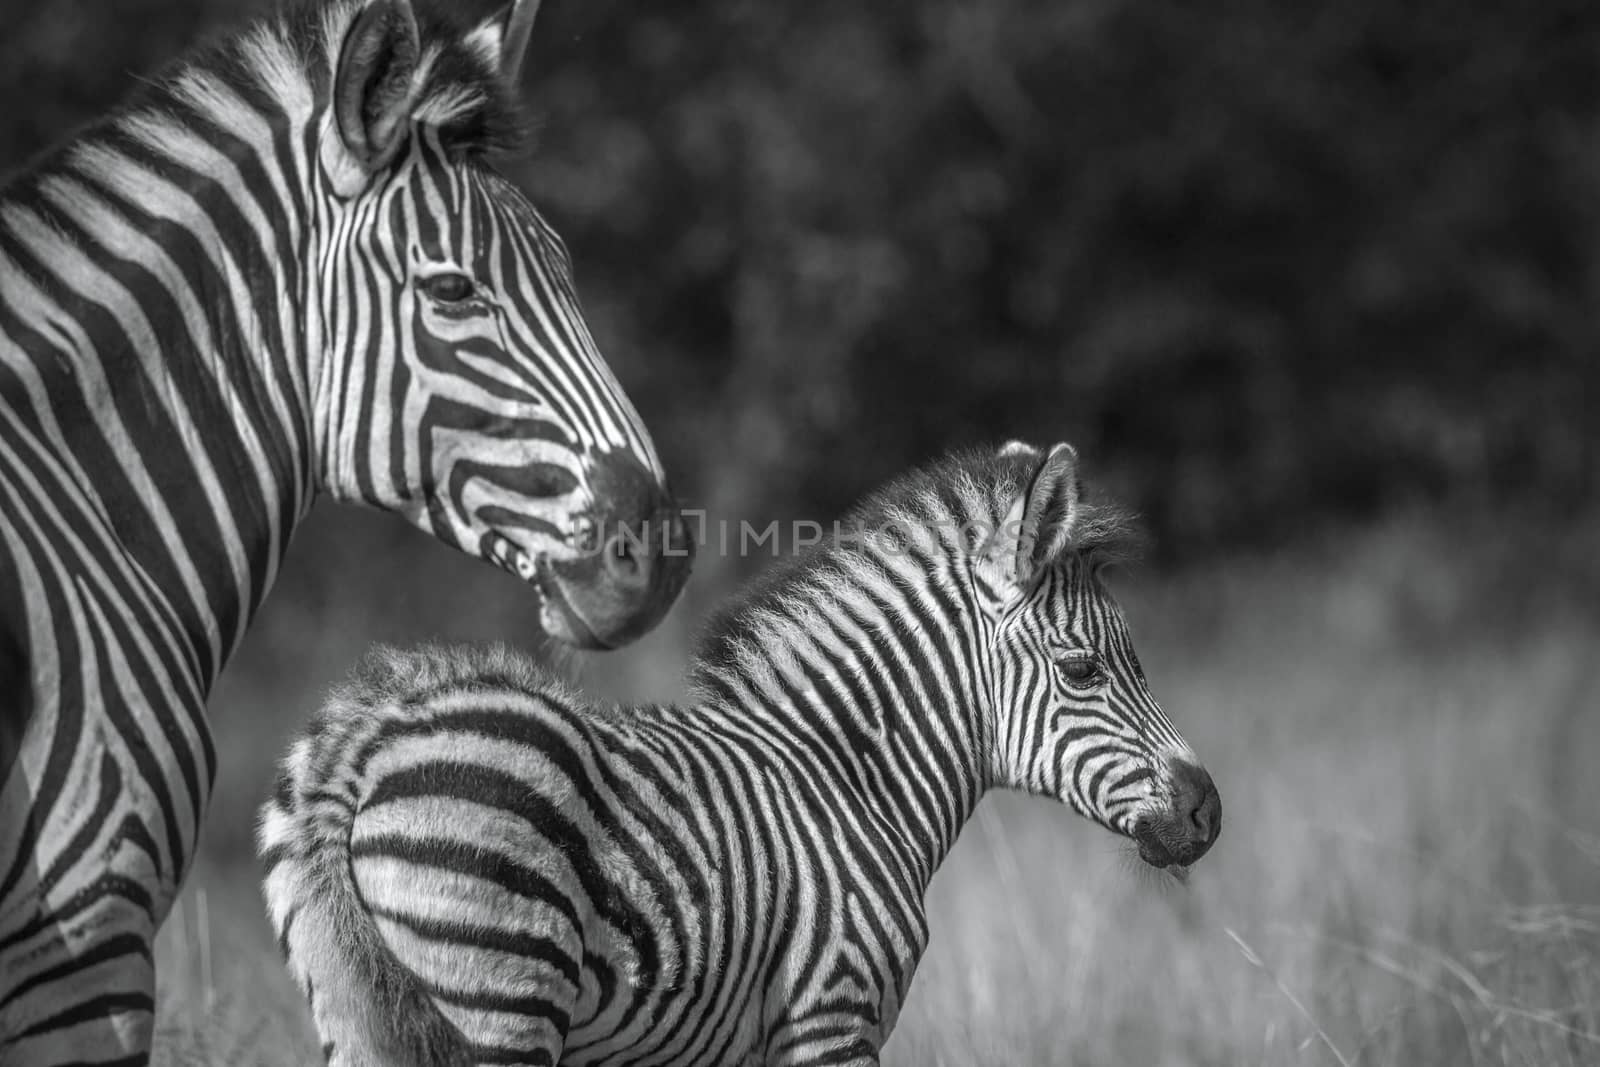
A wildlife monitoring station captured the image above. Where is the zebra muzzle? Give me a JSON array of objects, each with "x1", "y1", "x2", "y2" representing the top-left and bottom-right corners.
[
  {"x1": 1133, "y1": 758, "x2": 1221, "y2": 870},
  {"x1": 478, "y1": 489, "x2": 693, "y2": 650}
]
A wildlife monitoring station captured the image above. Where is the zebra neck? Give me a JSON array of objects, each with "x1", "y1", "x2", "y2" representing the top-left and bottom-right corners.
[
  {"x1": 0, "y1": 95, "x2": 319, "y2": 685},
  {"x1": 692, "y1": 597, "x2": 992, "y2": 887}
]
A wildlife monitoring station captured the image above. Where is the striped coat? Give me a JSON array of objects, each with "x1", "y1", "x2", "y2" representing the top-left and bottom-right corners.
[{"x1": 0, "y1": 2, "x2": 689, "y2": 1062}]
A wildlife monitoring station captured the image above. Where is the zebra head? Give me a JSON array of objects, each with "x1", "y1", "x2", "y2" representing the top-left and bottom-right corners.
[
  {"x1": 308, "y1": 0, "x2": 691, "y2": 649},
  {"x1": 983, "y1": 442, "x2": 1220, "y2": 870}
]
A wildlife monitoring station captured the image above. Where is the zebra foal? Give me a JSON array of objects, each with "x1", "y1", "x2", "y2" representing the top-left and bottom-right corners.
[{"x1": 261, "y1": 441, "x2": 1222, "y2": 1066}]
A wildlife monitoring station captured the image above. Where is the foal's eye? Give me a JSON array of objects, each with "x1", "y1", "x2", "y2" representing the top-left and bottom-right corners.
[
  {"x1": 1057, "y1": 653, "x2": 1102, "y2": 685},
  {"x1": 420, "y1": 273, "x2": 476, "y2": 304}
]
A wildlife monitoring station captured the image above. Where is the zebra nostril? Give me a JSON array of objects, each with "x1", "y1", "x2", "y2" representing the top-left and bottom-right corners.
[
  {"x1": 1189, "y1": 791, "x2": 1212, "y2": 837},
  {"x1": 1190, "y1": 781, "x2": 1221, "y2": 845},
  {"x1": 601, "y1": 530, "x2": 648, "y2": 589},
  {"x1": 1166, "y1": 758, "x2": 1221, "y2": 858},
  {"x1": 667, "y1": 512, "x2": 690, "y2": 553}
]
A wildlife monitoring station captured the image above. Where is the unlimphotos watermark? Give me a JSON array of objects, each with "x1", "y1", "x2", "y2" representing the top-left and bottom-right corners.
[{"x1": 572, "y1": 511, "x2": 1025, "y2": 561}]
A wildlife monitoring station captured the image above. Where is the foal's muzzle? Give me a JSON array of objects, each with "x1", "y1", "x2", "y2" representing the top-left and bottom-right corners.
[{"x1": 1133, "y1": 758, "x2": 1221, "y2": 869}]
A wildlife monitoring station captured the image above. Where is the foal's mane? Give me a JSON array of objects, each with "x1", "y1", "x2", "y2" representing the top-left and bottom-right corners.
[{"x1": 689, "y1": 446, "x2": 1144, "y2": 688}]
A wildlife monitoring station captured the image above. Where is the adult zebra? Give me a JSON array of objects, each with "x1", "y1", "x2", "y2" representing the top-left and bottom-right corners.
[
  {"x1": 0, "y1": 0, "x2": 693, "y2": 1062},
  {"x1": 261, "y1": 441, "x2": 1222, "y2": 1066}
]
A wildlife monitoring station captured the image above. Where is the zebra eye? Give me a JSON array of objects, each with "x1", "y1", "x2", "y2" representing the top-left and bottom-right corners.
[
  {"x1": 1057, "y1": 653, "x2": 1102, "y2": 685},
  {"x1": 420, "y1": 273, "x2": 476, "y2": 304}
]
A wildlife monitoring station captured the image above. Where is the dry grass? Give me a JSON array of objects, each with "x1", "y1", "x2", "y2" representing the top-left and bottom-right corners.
[
  {"x1": 153, "y1": 882, "x2": 321, "y2": 1066},
  {"x1": 155, "y1": 509, "x2": 1600, "y2": 1065}
]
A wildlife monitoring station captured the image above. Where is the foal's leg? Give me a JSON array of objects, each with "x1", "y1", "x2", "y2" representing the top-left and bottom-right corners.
[
  {"x1": 351, "y1": 840, "x2": 582, "y2": 1065},
  {"x1": 765, "y1": 1023, "x2": 881, "y2": 1067}
]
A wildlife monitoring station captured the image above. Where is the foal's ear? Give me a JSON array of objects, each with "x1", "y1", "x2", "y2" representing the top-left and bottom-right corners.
[
  {"x1": 464, "y1": 0, "x2": 542, "y2": 90},
  {"x1": 322, "y1": 0, "x2": 423, "y2": 196},
  {"x1": 993, "y1": 442, "x2": 1081, "y2": 589}
]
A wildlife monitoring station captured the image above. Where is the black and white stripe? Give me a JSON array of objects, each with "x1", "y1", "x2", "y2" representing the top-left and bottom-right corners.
[
  {"x1": 0, "y1": 2, "x2": 688, "y2": 1063},
  {"x1": 261, "y1": 441, "x2": 1220, "y2": 1066}
]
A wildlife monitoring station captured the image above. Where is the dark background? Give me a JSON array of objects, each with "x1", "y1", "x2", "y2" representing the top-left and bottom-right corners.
[
  {"x1": 8, "y1": 0, "x2": 1594, "y2": 557},
  {"x1": 4, "y1": 1, "x2": 1598, "y2": 1064}
]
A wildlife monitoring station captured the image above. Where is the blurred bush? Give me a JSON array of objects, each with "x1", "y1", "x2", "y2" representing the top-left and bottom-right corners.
[{"x1": 3, "y1": 0, "x2": 1596, "y2": 565}]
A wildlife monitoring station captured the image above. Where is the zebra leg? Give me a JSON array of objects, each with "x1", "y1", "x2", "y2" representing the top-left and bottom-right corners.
[
  {"x1": 352, "y1": 911, "x2": 578, "y2": 1067},
  {"x1": 0, "y1": 885, "x2": 156, "y2": 1066},
  {"x1": 765, "y1": 1029, "x2": 880, "y2": 1067},
  {"x1": 350, "y1": 855, "x2": 580, "y2": 1065},
  {"x1": 769, "y1": 1047, "x2": 879, "y2": 1066},
  {"x1": 2, "y1": 730, "x2": 178, "y2": 1064}
]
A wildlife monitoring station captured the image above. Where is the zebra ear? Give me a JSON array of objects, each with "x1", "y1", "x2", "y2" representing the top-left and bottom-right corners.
[
  {"x1": 465, "y1": 0, "x2": 542, "y2": 90},
  {"x1": 998, "y1": 439, "x2": 1040, "y2": 460},
  {"x1": 1003, "y1": 443, "x2": 1081, "y2": 587},
  {"x1": 324, "y1": 0, "x2": 424, "y2": 196}
]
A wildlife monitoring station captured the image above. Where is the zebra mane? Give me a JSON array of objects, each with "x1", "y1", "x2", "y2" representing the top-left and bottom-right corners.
[
  {"x1": 112, "y1": 0, "x2": 526, "y2": 164},
  {"x1": 689, "y1": 447, "x2": 1145, "y2": 687},
  {"x1": 330, "y1": 642, "x2": 579, "y2": 715}
]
